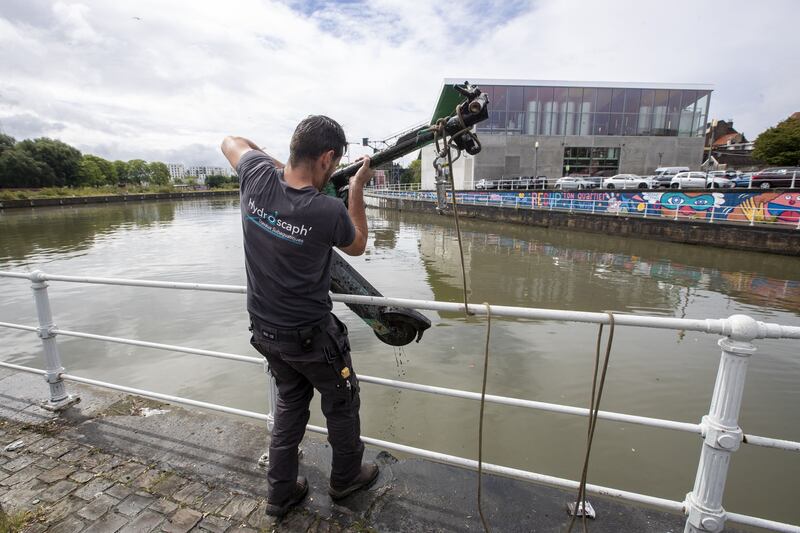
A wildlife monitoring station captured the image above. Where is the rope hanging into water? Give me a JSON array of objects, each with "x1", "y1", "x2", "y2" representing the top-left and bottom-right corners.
[
  {"x1": 477, "y1": 302, "x2": 492, "y2": 532},
  {"x1": 432, "y1": 111, "x2": 489, "y2": 531},
  {"x1": 432, "y1": 117, "x2": 470, "y2": 317},
  {"x1": 433, "y1": 106, "x2": 617, "y2": 532},
  {"x1": 567, "y1": 311, "x2": 616, "y2": 533}
]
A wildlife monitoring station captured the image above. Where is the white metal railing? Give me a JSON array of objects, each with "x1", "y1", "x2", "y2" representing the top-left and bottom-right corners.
[
  {"x1": 451, "y1": 171, "x2": 799, "y2": 192},
  {"x1": 0, "y1": 270, "x2": 799, "y2": 532},
  {"x1": 367, "y1": 189, "x2": 800, "y2": 230},
  {"x1": 366, "y1": 182, "x2": 424, "y2": 192}
]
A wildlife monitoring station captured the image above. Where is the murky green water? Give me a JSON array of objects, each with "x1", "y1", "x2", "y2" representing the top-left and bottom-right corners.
[{"x1": 0, "y1": 198, "x2": 798, "y2": 525}]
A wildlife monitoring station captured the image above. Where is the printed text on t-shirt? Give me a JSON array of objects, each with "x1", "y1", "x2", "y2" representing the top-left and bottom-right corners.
[{"x1": 247, "y1": 198, "x2": 312, "y2": 245}]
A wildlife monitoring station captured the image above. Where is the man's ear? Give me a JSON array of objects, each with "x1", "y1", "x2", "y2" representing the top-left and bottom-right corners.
[{"x1": 315, "y1": 150, "x2": 331, "y2": 172}]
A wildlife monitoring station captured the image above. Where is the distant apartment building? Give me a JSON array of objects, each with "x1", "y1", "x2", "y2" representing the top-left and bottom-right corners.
[
  {"x1": 186, "y1": 166, "x2": 232, "y2": 184},
  {"x1": 167, "y1": 163, "x2": 186, "y2": 181}
]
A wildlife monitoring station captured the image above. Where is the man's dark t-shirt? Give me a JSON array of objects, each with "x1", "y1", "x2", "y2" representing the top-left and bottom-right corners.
[{"x1": 238, "y1": 151, "x2": 355, "y2": 328}]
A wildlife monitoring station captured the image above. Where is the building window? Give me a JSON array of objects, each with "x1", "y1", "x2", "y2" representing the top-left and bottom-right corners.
[
  {"x1": 473, "y1": 85, "x2": 709, "y2": 138},
  {"x1": 563, "y1": 146, "x2": 620, "y2": 177}
]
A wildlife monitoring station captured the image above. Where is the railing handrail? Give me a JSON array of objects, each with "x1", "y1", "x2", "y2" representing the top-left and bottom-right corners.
[
  {"x1": 1, "y1": 270, "x2": 799, "y2": 531},
  {"x1": 1, "y1": 270, "x2": 798, "y2": 339},
  {"x1": 0, "y1": 317, "x2": 797, "y2": 454}
]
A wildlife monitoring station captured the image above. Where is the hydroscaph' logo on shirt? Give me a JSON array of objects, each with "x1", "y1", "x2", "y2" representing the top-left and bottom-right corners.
[{"x1": 247, "y1": 198, "x2": 312, "y2": 246}]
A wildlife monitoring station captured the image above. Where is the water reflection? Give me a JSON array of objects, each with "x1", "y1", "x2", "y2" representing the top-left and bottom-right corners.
[
  {"x1": 0, "y1": 202, "x2": 177, "y2": 267},
  {"x1": 382, "y1": 209, "x2": 800, "y2": 316}
]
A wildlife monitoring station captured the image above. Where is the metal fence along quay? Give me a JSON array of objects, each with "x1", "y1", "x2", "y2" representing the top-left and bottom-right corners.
[
  {"x1": 366, "y1": 187, "x2": 800, "y2": 230},
  {"x1": 0, "y1": 270, "x2": 799, "y2": 532}
]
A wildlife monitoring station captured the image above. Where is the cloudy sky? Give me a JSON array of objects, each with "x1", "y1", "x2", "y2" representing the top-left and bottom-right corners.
[{"x1": 0, "y1": 0, "x2": 797, "y2": 167}]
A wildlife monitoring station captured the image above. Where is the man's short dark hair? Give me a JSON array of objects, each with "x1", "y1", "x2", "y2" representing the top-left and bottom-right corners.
[{"x1": 289, "y1": 115, "x2": 347, "y2": 167}]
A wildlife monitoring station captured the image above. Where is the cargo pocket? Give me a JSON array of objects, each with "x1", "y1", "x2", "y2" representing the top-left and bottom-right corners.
[{"x1": 323, "y1": 323, "x2": 357, "y2": 404}]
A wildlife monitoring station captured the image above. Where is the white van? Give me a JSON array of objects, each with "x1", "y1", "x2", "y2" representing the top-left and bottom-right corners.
[{"x1": 653, "y1": 167, "x2": 690, "y2": 188}]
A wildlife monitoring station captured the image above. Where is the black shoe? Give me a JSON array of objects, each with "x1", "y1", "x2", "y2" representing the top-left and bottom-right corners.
[
  {"x1": 265, "y1": 477, "x2": 308, "y2": 517},
  {"x1": 329, "y1": 463, "x2": 379, "y2": 500}
]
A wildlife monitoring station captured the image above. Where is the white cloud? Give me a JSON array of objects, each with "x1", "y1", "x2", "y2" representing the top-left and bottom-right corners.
[
  {"x1": 53, "y1": 2, "x2": 102, "y2": 44},
  {"x1": 0, "y1": 0, "x2": 797, "y2": 166}
]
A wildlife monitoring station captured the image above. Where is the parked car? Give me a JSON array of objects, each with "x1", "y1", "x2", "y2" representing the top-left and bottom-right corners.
[
  {"x1": 670, "y1": 171, "x2": 708, "y2": 189},
  {"x1": 581, "y1": 176, "x2": 603, "y2": 189},
  {"x1": 653, "y1": 166, "x2": 690, "y2": 188},
  {"x1": 475, "y1": 178, "x2": 496, "y2": 190},
  {"x1": 749, "y1": 167, "x2": 800, "y2": 189},
  {"x1": 496, "y1": 177, "x2": 533, "y2": 190},
  {"x1": 705, "y1": 173, "x2": 735, "y2": 188},
  {"x1": 532, "y1": 175, "x2": 550, "y2": 189},
  {"x1": 555, "y1": 176, "x2": 594, "y2": 190},
  {"x1": 602, "y1": 174, "x2": 655, "y2": 189},
  {"x1": 733, "y1": 173, "x2": 753, "y2": 188},
  {"x1": 708, "y1": 170, "x2": 740, "y2": 180}
]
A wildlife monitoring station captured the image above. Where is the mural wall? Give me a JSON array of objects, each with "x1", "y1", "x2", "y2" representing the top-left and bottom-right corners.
[{"x1": 376, "y1": 190, "x2": 800, "y2": 227}]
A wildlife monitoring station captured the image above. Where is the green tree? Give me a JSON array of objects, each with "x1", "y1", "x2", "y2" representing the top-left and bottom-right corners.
[
  {"x1": 127, "y1": 159, "x2": 149, "y2": 185},
  {"x1": 753, "y1": 115, "x2": 800, "y2": 166},
  {"x1": 147, "y1": 162, "x2": 170, "y2": 185},
  {"x1": 16, "y1": 138, "x2": 81, "y2": 187},
  {"x1": 0, "y1": 134, "x2": 15, "y2": 155},
  {"x1": 206, "y1": 174, "x2": 228, "y2": 188},
  {"x1": 400, "y1": 158, "x2": 421, "y2": 184},
  {"x1": 0, "y1": 147, "x2": 57, "y2": 188},
  {"x1": 77, "y1": 157, "x2": 104, "y2": 187},
  {"x1": 113, "y1": 160, "x2": 129, "y2": 185},
  {"x1": 78, "y1": 155, "x2": 116, "y2": 186}
]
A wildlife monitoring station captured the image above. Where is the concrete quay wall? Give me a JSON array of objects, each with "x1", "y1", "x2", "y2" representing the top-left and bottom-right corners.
[
  {"x1": 0, "y1": 190, "x2": 238, "y2": 210},
  {"x1": 367, "y1": 194, "x2": 800, "y2": 256}
]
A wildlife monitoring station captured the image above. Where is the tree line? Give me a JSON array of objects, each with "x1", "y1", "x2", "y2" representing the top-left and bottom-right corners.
[
  {"x1": 0, "y1": 135, "x2": 171, "y2": 189},
  {"x1": 752, "y1": 113, "x2": 800, "y2": 166}
]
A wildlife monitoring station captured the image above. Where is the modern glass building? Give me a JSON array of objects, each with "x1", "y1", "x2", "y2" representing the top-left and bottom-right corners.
[{"x1": 421, "y1": 79, "x2": 713, "y2": 188}]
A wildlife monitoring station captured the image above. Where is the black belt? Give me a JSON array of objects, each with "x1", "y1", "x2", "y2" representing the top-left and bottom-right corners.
[{"x1": 253, "y1": 316, "x2": 328, "y2": 352}]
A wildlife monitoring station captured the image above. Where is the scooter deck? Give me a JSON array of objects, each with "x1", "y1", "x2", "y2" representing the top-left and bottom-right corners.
[{"x1": 330, "y1": 251, "x2": 430, "y2": 346}]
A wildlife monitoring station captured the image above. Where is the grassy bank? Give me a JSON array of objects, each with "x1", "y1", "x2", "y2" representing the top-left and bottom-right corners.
[{"x1": 0, "y1": 186, "x2": 238, "y2": 201}]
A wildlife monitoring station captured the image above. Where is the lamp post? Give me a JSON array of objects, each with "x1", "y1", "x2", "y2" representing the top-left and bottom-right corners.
[
  {"x1": 658, "y1": 152, "x2": 663, "y2": 168},
  {"x1": 533, "y1": 140, "x2": 540, "y2": 186}
]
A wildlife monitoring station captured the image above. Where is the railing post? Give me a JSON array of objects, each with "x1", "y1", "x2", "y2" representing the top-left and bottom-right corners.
[
  {"x1": 30, "y1": 271, "x2": 79, "y2": 411},
  {"x1": 684, "y1": 314, "x2": 758, "y2": 533}
]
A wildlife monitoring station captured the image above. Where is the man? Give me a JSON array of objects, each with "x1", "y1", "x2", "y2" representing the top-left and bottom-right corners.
[{"x1": 221, "y1": 115, "x2": 378, "y2": 518}]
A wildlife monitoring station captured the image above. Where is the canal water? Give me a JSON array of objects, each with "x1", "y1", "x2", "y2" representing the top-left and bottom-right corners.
[{"x1": 1, "y1": 198, "x2": 798, "y2": 525}]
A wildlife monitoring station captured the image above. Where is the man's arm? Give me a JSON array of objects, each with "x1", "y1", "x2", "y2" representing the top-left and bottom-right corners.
[
  {"x1": 220, "y1": 136, "x2": 285, "y2": 170},
  {"x1": 338, "y1": 157, "x2": 372, "y2": 256}
]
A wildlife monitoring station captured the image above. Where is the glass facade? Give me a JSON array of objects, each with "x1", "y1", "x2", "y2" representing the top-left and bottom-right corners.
[
  {"x1": 477, "y1": 85, "x2": 710, "y2": 137},
  {"x1": 563, "y1": 147, "x2": 620, "y2": 176}
]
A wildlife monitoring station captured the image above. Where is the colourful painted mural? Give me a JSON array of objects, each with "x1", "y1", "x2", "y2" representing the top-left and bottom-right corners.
[{"x1": 375, "y1": 190, "x2": 800, "y2": 227}]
